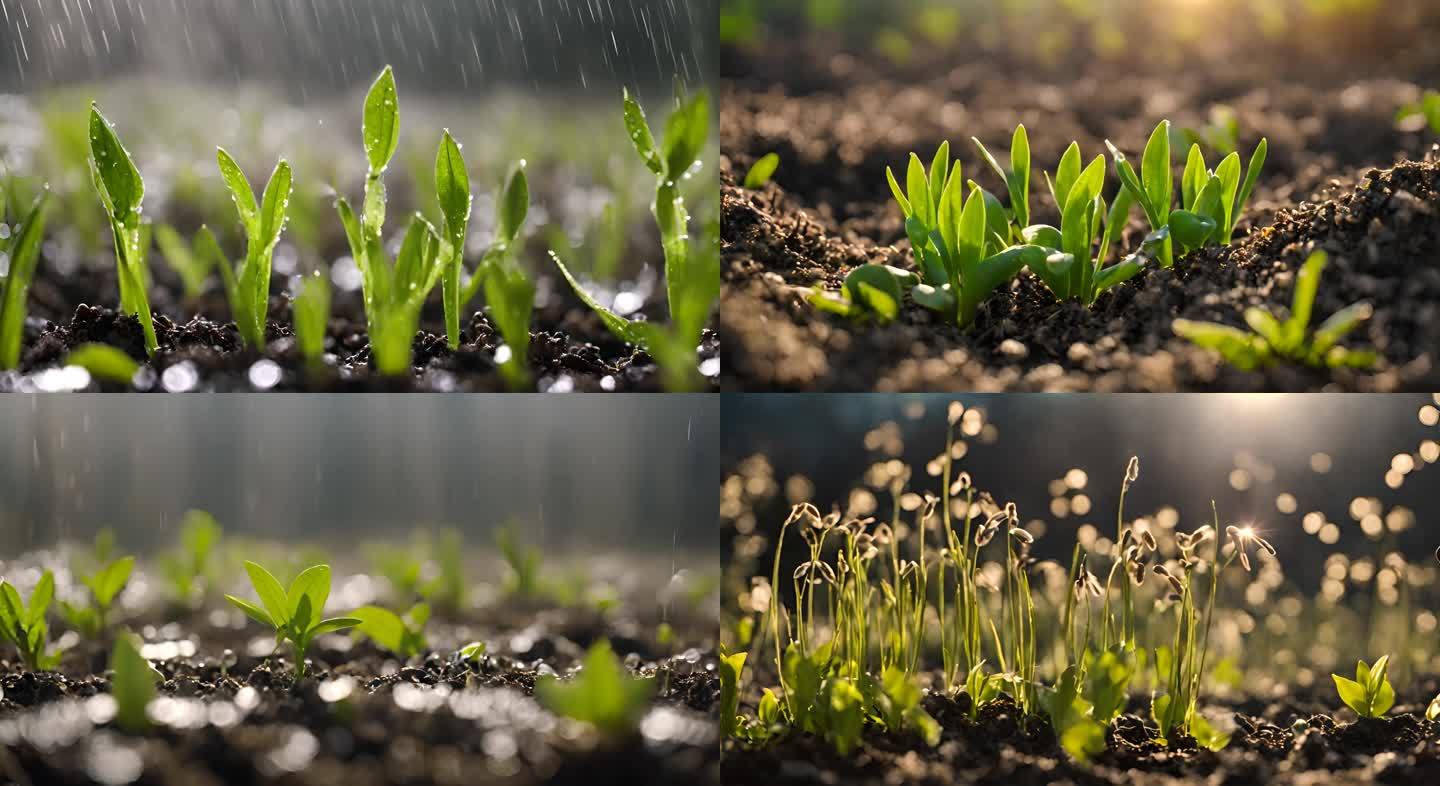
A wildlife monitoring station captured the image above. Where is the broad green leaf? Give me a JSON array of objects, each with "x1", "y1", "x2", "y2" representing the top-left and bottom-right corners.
[
  {"x1": 1181, "y1": 144, "x2": 1206, "y2": 210},
  {"x1": 906, "y1": 153, "x2": 932, "y2": 228},
  {"x1": 27, "y1": 571, "x2": 54, "y2": 628},
  {"x1": 1215, "y1": 153, "x2": 1242, "y2": 240},
  {"x1": 1169, "y1": 210, "x2": 1217, "y2": 252},
  {"x1": 88, "y1": 105, "x2": 144, "y2": 222},
  {"x1": 1372, "y1": 678, "x2": 1396, "y2": 716},
  {"x1": 243, "y1": 560, "x2": 291, "y2": 626},
  {"x1": 743, "y1": 152, "x2": 780, "y2": 189},
  {"x1": 435, "y1": 131, "x2": 472, "y2": 241},
  {"x1": 310, "y1": 617, "x2": 363, "y2": 637},
  {"x1": 536, "y1": 640, "x2": 655, "y2": 736},
  {"x1": 1191, "y1": 713, "x2": 1231, "y2": 751},
  {"x1": 258, "y1": 159, "x2": 292, "y2": 250},
  {"x1": 1367, "y1": 655, "x2": 1390, "y2": 691},
  {"x1": 363, "y1": 66, "x2": 401, "y2": 173},
  {"x1": 496, "y1": 161, "x2": 529, "y2": 248},
  {"x1": 224, "y1": 594, "x2": 273, "y2": 628},
  {"x1": 910, "y1": 283, "x2": 955, "y2": 312},
  {"x1": 621, "y1": 87, "x2": 662, "y2": 175},
  {"x1": 955, "y1": 188, "x2": 987, "y2": 279},
  {"x1": 1334, "y1": 674, "x2": 1368, "y2": 714},
  {"x1": 287, "y1": 565, "x2": 331, "y2": 623},
  {"x1": 1141, "y1": 120, "x2": 1172, "y2": 220},
  {"x1": 350, "y1": 606, "x2": 406, "y2": 653},
  {"x1": 1021, "y1": 224, "x2": 1063, "y2": 250},
  {"x1": 1010, "y1": 124, "x2": 1031, "y2": 227},
  {"x1": 661, "y1": 91, "x2": 708, "y2": 179},
  {"x1": 89, "y1": 556, "x2": 134, "y2": 607},
  {"x1": 1052, "y1": 142, "x2": 1081, "y2": 211},
  {"x1": 216, "y1": 148, "x2": 258, "y2": 235}
]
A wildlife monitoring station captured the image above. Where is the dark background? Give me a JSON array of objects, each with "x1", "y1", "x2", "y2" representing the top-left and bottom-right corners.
[
  {"x1": 0, "y1": 394, "x2": 718, "y2": 556},
  {"x1": 723, "y1": 394, "x2": 1440, "y2": 591}
]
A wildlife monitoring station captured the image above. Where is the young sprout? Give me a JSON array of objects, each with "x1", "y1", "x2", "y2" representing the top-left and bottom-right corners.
[
  {"x1": 536, "y1": 640, "x2": 655, "y2": 737},
  {"x1": 496, "y1": 525, "x2": 544, "y2": 599},
  {"x1": 459, "y1": 641, "x2": 487, "y2": 664},
  {"x1": 158, "y1": 510, "x2": 222, "y2": 606},
  {"x1": 742, "y1": 152, "x2": 780, "y2": 189},
  {"x1": 552, "y1": 87, "x2": 717, "y2": 390},
  {"x1": 1397, "y1": 89, "x2": 1440, "y2": 134},
  {"x1": 350, "y1": 602, "x2": 429, "y2": 660},
  {"x1": 873, "y1": 141, "x2": 1046, "y2": 328},
  {"x1": 0, "y1": 185, "x2": 51, "y2": 370},
  {"x1": 88, "y1": 104, "x2": 158, "y2": 356},
  {"x1": 63, "y1": 343, "x2": 141, "y2": 385},
  {"x1": 1173, "y1": 250, "x2": 1376, "y2": 371},
  {"x1": 719, "y1": 649, "x2": 747, "y2": 738},
  {"x1": 334, "y1": 67, "x2": 448, "y2": 377},
  {"x1": 291, "y1": 271, "x2": 332, "y2": 369},
  {"x1": 109, "y1": 630, "x2": 162, "y2": 734},
  {"x1": 0, "y1": 572, "x2": 61, "y2": 670},
  {"x1": 1021, "y1": 142, "x2": 1151, "y2": 305},
  {"x1": 212, "y1": 149, "x2": 294, "y2": 349},
  {"x1": 59, "y1": 555, "x2": 135, "y2": 639},
  {"x1": 224, "y1": 561, "x2": 361, "y2": 679},
  {"x1": 972, "y1": 124, "x2": 1031, "y2": 234},
  {"x1": 1333, "y1": 655, "x2": 1395, "y2": 719}
]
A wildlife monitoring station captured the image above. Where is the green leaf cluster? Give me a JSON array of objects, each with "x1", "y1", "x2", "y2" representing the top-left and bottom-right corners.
[
  {"x1": 0, "y1": 183, "x2": 51, "y2": 370},
  {"x1": 536, "y1": 640, "x2": 656, "y2": 737},
  {"x1": 0, "y1": 573, "x2": 62, "y2": 670},
  {"x1": 1174, "y1": 250, "x2": 1375, "y2": 371},
  {"x1": 211, "y1": 148, "x2": 293, "y2": 348},
  {"x1": 59, "y1": 555, "x2": 135, "y2": 639},
  {"x1": 224, "y1": 561, "x2": 360, "y2": 679},
  {"x1": 88, "y1": 105, "x2": 158, "y2": 356},
  {"x1": 1333, "y1": 655, "x2": 1395, "y2": 719},
  {"x1": 350, "y1": 602, "x2": 429, "y2": 659},
  {"x1": 552, "y1": 88, "x2": 717, "y2": 390}
]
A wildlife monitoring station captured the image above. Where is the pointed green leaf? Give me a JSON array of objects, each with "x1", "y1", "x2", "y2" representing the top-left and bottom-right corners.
[
  {"x1": 89, "y1": 104, "x2": 144, "y2": 223},
  {"x1": 225, "y1": 594, "x2": 273, "y2": 628},
  {"x1": 621, "y1": 87, "x2": 662, "y2": 175},
  {"x1": 287, "y1": 565, "x2": 331, "y2": 622},
  {"x1": 1141, "y1": 120, "x2": 1172, "y2": 220},
  {"x1": 243, "y1": 561, "x2": 290, "y2": 627},
  {"x1": 363, "y1": 66, "x2": 401, "y2": 174},
  {"x1": 216, "y1": 148, "x2": 258, "y2": 236}
]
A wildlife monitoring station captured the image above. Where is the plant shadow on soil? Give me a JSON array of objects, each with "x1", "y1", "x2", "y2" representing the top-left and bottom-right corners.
[
  {"x1": 0, "y1": 584, "x2": 719, "y2": 785},
  {"x1": 720, "y1": 32, "x2": 1440, "y2": 391},
  {"x1": 723, "y1": 669, "x2": 1440, "y2": 786}
]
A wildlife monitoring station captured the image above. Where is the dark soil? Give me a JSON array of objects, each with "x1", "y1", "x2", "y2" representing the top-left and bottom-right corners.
[
  {"x1": 720, "y1": 38, "x2": 1440, "y2": 391},
  {"x1": 0, "y1": 594, "x2": 718, "y2": 785},
  {"x1": 723, "y1": 675, "x2": 1440, "y2": 786},
  {"x1": 6, "y1": 264, "x2": 718, "y2": 391}
]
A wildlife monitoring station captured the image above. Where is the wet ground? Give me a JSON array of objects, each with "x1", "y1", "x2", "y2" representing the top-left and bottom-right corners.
[{"x1": 720, "y1": 34, "x2": 1440, "y2": 391}]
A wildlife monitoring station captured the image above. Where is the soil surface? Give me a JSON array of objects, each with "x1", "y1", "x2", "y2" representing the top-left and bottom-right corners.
[
  {"x1": 720, "y1": 37, "x2": 1440, "y2": 391},
  {"x1": 723, "y1": 672, "x2": 1440, "y2": 786},
  {"x1": 0, "y1": 572, "x2": 718, "y2": 785},
  {"x1": 5, "y1": 266, "x2": 718, "y2": 392}
]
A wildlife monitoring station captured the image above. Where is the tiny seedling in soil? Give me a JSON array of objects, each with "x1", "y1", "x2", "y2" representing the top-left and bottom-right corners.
[
  {"x1": 291, "y1": 271, "x2": 332, "y2": 368},
  {"x1": 350, "y1": 602, "x2": 430, "y2": 660},
  {"x1": 719, "y1": 649, "x2": 746, "y2": 738},
  {"x1": 153, "y1": 223, "x2": 214, "y2": 302},
  {"x1": 0, "y1": 572, "x2": 61, "y2": 670},
  {"x1": 1173, "y1": 249, "x2": 1376, "y2": 371},
  {"x1": 536, "y1": 639, "x2": 656, "y2": 737},
  {"x1": 88, "y1": 104, "x2": 159, "y2": 356},
  {"x1": 743, "y1": 152, "x2": 780, "y2": 189},
  {"x1": 224, "y1": 561, "x2": 361, "y2": 679},
  {"x1": 109, "y1": 629, "x2": 162, "y2": 734},
  {"x1": 1333, "y1": 655, "x2": 1396, "y2": 719},
  {"x1": 496, "y1": 525, "x2": 544, "y2": 600},
  {"x1": 158, "y1": 510, "x2": 223, "y2": 606},
  {"x1": 59, "y1": 555, "x2": 135, "y2": 639},
  {"x1": 552, "y1": 87, "x2": 718, "y2": 391},
  {"x1": 0, "y1": 183, "x2": 51, "y2": 370},
  {"x1": 1397, "y1": 89, "x2": 1440, "y2": 134},
  {"x1": 212, "y1": 148, "x2": 294, "y2": 349}
]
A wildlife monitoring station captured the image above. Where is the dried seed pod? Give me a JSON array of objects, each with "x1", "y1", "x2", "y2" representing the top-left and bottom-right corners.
[
  {"x1": 1009, "y1": 526, "x2": 1035, "y2": 545},
  {"x1": 1239, "y1": 549, "x2": 1252, "y2": 573},
  {"x1": 872, "y1": 523, "x2": 894, "y2": 546},
  {"x1": 1130, "y1": 561, "x2": 1147, "y2": 586},
  {"x1": 1140, "y1": 529, "x2": 1158, "y2": 552},
  {"x1": 1004, "y1": 502, "x2": 1019, "y2": 524},
  {"x1": 1125, "y1": 456, "x2": 1140, "y2": 484},
  {"x1": 1192, "y1": 526, "x2": 1214, "y2": 544},
  {"x1": 784, "y1": 504, "x2": 808, "y2": 526},
  {"x1": 975, "y1": 524, "x2": 997, "y2": 548},
  {"x1": 816, "y1": 511, "x2": 841, "y2": 530},
  {"x1": 794, "y1": 560, "x2": 837, "y2": 585},
  {"x1": 953, "y1": 472, "x2": 973, "y2": 493},
  {"x1": 1256, "y1": 536, "x2": 1277, "y2": 557}
]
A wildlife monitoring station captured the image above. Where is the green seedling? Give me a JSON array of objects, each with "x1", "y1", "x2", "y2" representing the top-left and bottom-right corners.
[
  {"x1": 1021, "y1": 142, "x2": 1150, "y2": 305},
  {"x1": 1176, "y1": 105, "x2": 1241, "y2": 156},
  {"x1": 877, "y1": 142, "x2": 1046, "y2": 327},
  {"x1": 536, "y1": 640, "x2": 656, "y2": 737},
  {"x1": 159, "y1": 510, "x2": 222, "y2": 606},
  {"x1": 291, "y1": 271, "x2": 332, "y2": 368},
  {"x1": 436, "y1": 131, "x2": 535, "y2": 389},
  {"x1": 1333, "y1": 655, "x2": 1395, "y2": 718},
  {"x1": 1427, "y1": 691, "x2": 1440, "y2": 721},
  {"x1": 807, "y1": 264, "x2": 915, "y2": 323},
  {"x1": 496, "y1": 525, "x2": 543, "y2": 599},
  {"x1": 109, "y1": 630, "x2": 162, "y2": 733},
  {"x1": 1397, "y1": 89, "x2": 1440, "y2": 134},
  {"x1": 1041, "y1": 666, "x2": 1106, "y2": 763},
  {"x1": 153, "y1": 224, "x2": 214, "y2": 302},
  {"x1": 552, "y1": 88, "x2": 718, "y2": 391},
  {"x1": 459, "y1": 641, "x2": 487, "y2": 663},
  {"x1": 212, "y1": 149, "x2": 293, "y2": 348},
  {"x1": 63, "y1": 343, "x2": 140, "y2": 385},
  {"x1": 0, "y1": 572, "x2": 61, "y2": 670},
  {"x1": 720, "y1": 649, "x2": 747, "y2": 738},
  {"x1": 224, "y1": 561, "x2": 360, "y2": 679},
  {"x1": 88, "y1": 104, "x2": 158, "y2": 356},
  {"x1": 59, "y1": 555, "x2": 135, "y2": 639},
  {"x1": 350, "y1": 603, "x2": 429, "y2": 659},
  {"x1": 743, "y1": 152, "x2": 780, "y2": 189},
  {"x1": 334, "y1": 67, "x2": 449, "y2": 377},
  {"x1": 866, "y1": 666, "x2": 941, "y2": 747},
  {"x1": 972, "y1": 124, "x2": 1031, "y2": 234},
  {"x1": 1173, "y1": 250, "x2": 1376, "y2": 371},
  {"x1": 1105, "y1": 121, "x2": 1176, "y2": 269},
  {"x1": 0, "y1": 185, "x2": 51, "y2": 370}
]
